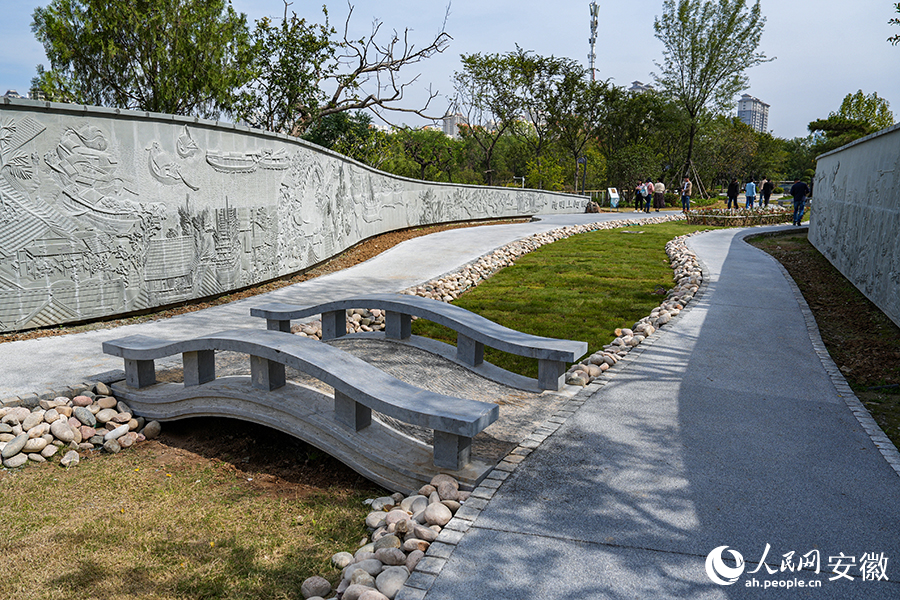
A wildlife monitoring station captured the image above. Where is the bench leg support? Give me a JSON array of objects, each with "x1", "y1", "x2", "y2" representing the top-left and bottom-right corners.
[
  {"x1": 124, "y1": 358, "x2": 156, "y2": 389},
  {"x1": 250, "y1": 355, "x2": 286, "y2": 391},
  {"x1": 321, "y1": 310, "x2": 347, "y2": 340},
  {"x1": 334, "y1": 389, "x2": 371, "y2": 431},
  {"x1": 456, "y1": 333, "x2": 484, "y2": 367},
  {"x1": 267, "y1": 318, "x2": 291, "y2": 333},
  {"x1": 385, "y1": 311, "x2": 411, "y2": 340},
  {"x1": 433, "y1": 432, "x2": 472, "y2": 470},
  {"x1": 538, "y1": 359, "x2": 566, "y2": 391},
  {"x1": 183, "y1": 350, "x2": 215, "y2": 387}
]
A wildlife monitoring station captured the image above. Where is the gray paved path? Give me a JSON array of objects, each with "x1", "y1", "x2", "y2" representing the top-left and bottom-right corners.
[
  {"x1": 416, "y1": 227, "x2": 900, "y2": 600},
  {"x1": 0, "y1": 213, "x2": 638, "y2": 401}
]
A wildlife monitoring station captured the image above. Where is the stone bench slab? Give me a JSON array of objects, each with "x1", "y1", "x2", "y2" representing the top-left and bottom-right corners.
[{"x1": 250, "y1": 293, "x2": 588, "y2": 391}]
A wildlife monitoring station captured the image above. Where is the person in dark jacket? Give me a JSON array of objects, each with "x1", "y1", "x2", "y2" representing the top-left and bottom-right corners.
[
  {"x1": 790, "y1": 179, "x2": 811, "y2": 226},
  {"x1": 727, "y1": 178, "x2": 740, "y2": 210},
  {"x1": 761, "y1": 177, "x2": 775, "y2": 207}
]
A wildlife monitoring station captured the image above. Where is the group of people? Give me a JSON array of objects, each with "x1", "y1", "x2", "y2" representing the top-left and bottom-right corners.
[
  {"x1": 725, "y1": 177, "x2": 776, "y2": 210},
  {"x1": 634, "y1": 177, "x2": 693, "y2": 213}
]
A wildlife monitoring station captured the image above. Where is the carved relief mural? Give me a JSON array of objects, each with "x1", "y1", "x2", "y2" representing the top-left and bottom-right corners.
[
  {"x1": 0, "y1": 99, "x2": 585, "y2": 333},
  {"x1": 810, "y1": 125, "x2": 900, "y2": 328}
]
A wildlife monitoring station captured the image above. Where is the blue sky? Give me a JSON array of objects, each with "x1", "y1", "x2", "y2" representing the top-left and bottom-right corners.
[{"x1": 3, "y1": 0, "x2": 899, "y2": 140}]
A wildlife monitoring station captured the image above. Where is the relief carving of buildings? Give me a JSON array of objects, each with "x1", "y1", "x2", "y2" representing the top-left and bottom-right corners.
[{"x1": 0, "y1": 98, "x2": 585, "y2": 333}]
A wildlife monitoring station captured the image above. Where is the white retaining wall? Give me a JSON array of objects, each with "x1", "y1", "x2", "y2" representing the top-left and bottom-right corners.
[
  {"x1": 811, "y1": 123, "x2": 900, "y2": 327},
  {"x1": 0, "y1": 98, "x2": 586, "y2": 332}
]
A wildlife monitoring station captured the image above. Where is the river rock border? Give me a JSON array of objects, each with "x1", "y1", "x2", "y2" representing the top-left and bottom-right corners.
[{"x1": 0, "y1": 382, "x2": 162, "y2": 469}]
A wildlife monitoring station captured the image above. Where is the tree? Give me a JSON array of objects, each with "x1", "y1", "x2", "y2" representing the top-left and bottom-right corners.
[
  {"x1": 236, "y1": 4, "x2": 336, "y2": 134},
  {"x1": 837, "y1": 90, "x2": 893, "y2": 130},
  {"x1": 301, "y1": 111, "x2": 391, "y2": 168},
  {"x1": 452, "y1": 53, "x2": 520, "y2": 185},
  {"x1": 396, "y1": 128, "x2": 456, "y2": 181},
  {"x1": 808, "y1": 90, "x2": 894, "y2": 154},
  {"x1": 653, "y1": 0, "x2": 771, "y2": 176},
  {"x1": 237, "y1": 3, "x2": 451, "y2": 135},
  {"x1": 890, "y1": 2, "x2": 900, "y2": 45},
  {"x1": 504, "y1": 48, "x2": 580, "y2": 189},
  {"x1": 31, "y1": 0, "x2": 253, "y2": 117},
  {"x1": 547, "y1": 72, "x2": 607, "y2": 191}
]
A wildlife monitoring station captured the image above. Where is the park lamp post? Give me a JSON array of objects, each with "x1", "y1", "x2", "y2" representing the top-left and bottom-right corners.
[{"x1": 513, "y1": 176, "x2": 525, "y2": 188}]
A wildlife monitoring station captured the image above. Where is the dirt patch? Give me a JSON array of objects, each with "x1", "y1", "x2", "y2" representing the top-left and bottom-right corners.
[{"x1": 133, "y1": 417, "x2": 379, "y2": 500}]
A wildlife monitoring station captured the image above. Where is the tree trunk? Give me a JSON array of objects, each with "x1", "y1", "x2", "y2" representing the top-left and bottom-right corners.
[{"x1": 682, "y1": 120, "x2": 697, "y2": 179}]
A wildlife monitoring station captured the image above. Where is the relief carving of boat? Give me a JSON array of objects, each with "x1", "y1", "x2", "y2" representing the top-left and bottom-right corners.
[
  {"x1": 205, "y1": 150, "x2": 259, "y2": 173},
  {"x1": 257, "y1": 149, "x2": 290, "y2": 170}
]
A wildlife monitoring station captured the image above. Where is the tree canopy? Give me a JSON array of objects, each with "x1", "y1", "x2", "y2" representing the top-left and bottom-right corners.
[
  {"x1": 653, "y1": 0, "x2": 771, "y2": 175},
  {"x1": 808, "y1": 90, "x2": 894, "y2": 154},
  {"x1": 890, "y1": 2, "x2": 900, "y2": 45},
  {"x1": 32, "y1": 0, "x2": 252, "y2": 117},
  {"x1": 31, "y1": 0, "x2": 451, "y2": 132}
]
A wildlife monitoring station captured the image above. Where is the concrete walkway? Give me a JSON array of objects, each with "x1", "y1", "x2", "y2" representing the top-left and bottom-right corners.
[{"x1": 408, "y1": 226, "x2": 900, "y2": 600}]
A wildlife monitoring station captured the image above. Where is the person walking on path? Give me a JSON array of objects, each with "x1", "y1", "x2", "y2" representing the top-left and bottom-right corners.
[
  {"x1": 761, "y1": 177, "x2": 774, "y2": 207},
  {"x1": 744, "y1": 179, "x2": 757, "y2": 209},
  {"x1": 653, "y1": 178, "x2": 666, "y2": 212},
  {"x1": 727, "y1": 178, "x2": 740, "y2": 210},
  {"x1": 790, "y1": 179, "x2": 811, "y2": 226},
  {"x1": 644, "y1": 179, "x2": 654, "y2": 213},
  {"x1": 634, "y1": 180, "x2": 644, "y2": 212},
  {"x1": 680, "y1": 176, "x2": 692, "y2": 213}
]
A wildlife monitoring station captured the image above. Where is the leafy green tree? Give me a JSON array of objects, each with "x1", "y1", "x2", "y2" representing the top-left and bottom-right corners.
[
  {"x1": 237, "y1": 5, "x2": 336, "y2": 134},
  {"x1": 889, "y1": 2, "x2": 900, "y2": 45},
  {"x1": 548, "y1": 73, "x2": 607, "y2": 191},
  {"x1": 653, "y1": 0, "x2": 771, "y2": 176},
  {"x1": 808, "y1": 90, "x2": 893, "y2": 154},
  {"x1": 807, "y1": 116, "x2": 874, "y2": 155},
  {"x1": 395, "y1": 128, "x2": 456, "y2": 181},
  {"x1": 452, "y1": 53, "x2": 521, "y2": 185},
  {"x1": 694, "y1": 116, "x2": 758, "y2": 186},
  {"x1": 608, "y1": 143, "x2": 659, "y2": 204},
  {"x1": 837, "y1": 90, "x2": 894, "y2": 130},
  {"x1": 782, "y1": 136, "x2": 817, "y2": 182},
  {"x1": 31, "y1": 0, "x2": 253, "y2": 117},
  {"x1": 504, "y1": 48, "x2": 581, "y2": 188},
  {"x1": 301, "y1": 111, "x2": 391, "y2": 168}
]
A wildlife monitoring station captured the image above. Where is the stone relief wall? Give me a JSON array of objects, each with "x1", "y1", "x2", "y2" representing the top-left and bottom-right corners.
[
  {"x1": 810, "y1": 123, "x2": 900, "y2": 327},
  {"x1": 0, "y1": 98, "x2": 586, "y2": 333}
]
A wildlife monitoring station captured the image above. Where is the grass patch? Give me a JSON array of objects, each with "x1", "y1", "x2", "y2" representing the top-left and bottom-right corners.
[
  {"x1": 0, "y1": 421, "x2": 381, "y2": 599},
  {"x1": 412, "y1": 221, "x2": 725, "y2": 378}
]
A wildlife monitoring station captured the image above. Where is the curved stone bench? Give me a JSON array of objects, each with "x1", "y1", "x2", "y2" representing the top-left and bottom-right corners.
[
  {"x1": 101, "y1": 329, "x2": 499, "y2": 492},
  {"x1": 250, "y1": 293, "x2": 588, "y2": 391}
]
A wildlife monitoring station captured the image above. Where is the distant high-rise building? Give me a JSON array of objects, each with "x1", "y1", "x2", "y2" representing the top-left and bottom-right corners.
[
  {"x1": 629, "y1": 81, "x2": 655, "y2": 94},
  {"x1": 3, "y1": 90, "x2": 26, "y2": 99},
  {"x1": 737, "y1": 93, "x2": 769, "y2": 132},
  {"x1": 442, "y1": 110, "x2": 465, "y2": 139}
]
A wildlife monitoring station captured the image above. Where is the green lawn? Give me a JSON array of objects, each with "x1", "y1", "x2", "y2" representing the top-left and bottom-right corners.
[{"x1": 413, "y1": 221, "x2": 724, "y2": 377}]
